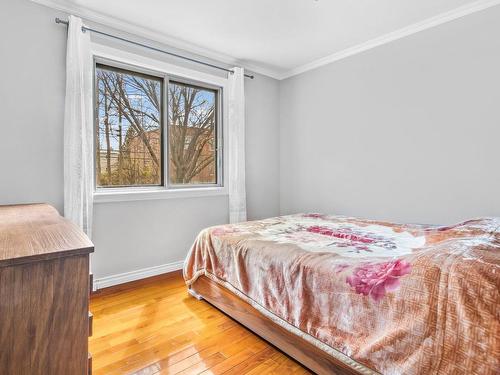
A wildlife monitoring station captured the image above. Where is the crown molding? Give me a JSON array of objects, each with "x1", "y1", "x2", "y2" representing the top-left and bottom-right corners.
[
  {"x1": 279, "y1": 0, "x2": 500, "y2": 79},
  {"x1": 31, "y1": 0, "x2": 283, "y2": 79}
]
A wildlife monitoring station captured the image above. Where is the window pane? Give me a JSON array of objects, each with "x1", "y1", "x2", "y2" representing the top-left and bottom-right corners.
[
  {"x1": 168, "y1": 81, "x2": 217, "y2": 185},
  {"x1": 96, "y1": 64, "x2": 163, "y2": 187}
]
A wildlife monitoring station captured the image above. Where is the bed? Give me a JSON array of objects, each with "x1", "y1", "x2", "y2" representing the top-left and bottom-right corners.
[{"x1": 183, "y1": 213, "x2": 500, "y2": 374}]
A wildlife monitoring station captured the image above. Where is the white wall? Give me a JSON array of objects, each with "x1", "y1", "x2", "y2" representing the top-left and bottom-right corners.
[
  {"x1": 2, "y1": 0, "x2": 498, "y2": 283},
  {"x1": 0, "y1": 0, "x2": 66, "y2": 209},
  {"x1": 246, "y1": 74, "x2": 280, "y2": 219},
  {"x1": 0, "y1": 0, "x2": 280, "y2": 280},
  {"x1": 279, "y1": 6, "x2": 500, "y2": 224}
]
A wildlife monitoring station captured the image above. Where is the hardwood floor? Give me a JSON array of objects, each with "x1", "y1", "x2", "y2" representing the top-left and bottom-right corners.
[{"x1": 89, "y1": 271, "x2": 311, "y2": 375}]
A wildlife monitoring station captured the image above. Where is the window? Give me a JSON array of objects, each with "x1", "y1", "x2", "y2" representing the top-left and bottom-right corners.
[
  {"x1": 168, "y1": 81, "x2": 218, "y2": 186},
  {"x1": 95, "y1": 62, "x2": 221, "y2": 191},
  {"x1": 95, "y1": 64, "x2": 163, "y2": 187}
]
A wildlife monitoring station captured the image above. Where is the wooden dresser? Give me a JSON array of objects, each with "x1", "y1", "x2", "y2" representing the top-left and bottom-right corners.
[{"x1": 0, "y1": 204, "x2": 94, "y2": 375}]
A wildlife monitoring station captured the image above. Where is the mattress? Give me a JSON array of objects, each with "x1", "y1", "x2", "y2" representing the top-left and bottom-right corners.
[{"x1": 184, "y1": 213, "x2": 500, "y2": 374}]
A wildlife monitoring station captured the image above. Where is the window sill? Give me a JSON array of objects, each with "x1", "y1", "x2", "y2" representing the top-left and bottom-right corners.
[{"x1": 93, "y1": 186, "x2": 228, "y2": 203}]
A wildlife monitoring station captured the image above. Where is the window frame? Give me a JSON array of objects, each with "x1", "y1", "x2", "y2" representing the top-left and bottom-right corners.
[{"x1": 91, "y1": 47, "x2": 227, "y2": 203}]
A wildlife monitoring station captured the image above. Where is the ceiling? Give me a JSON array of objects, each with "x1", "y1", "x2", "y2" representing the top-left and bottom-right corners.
[{"x1": 36, "y1": 0, "x2": 497, "y2": 79}]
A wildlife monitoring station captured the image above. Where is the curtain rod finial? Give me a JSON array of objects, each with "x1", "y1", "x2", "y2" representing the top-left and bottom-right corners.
[{"x1": 55, "y1": 17, "x2": 69, "y2": 25}]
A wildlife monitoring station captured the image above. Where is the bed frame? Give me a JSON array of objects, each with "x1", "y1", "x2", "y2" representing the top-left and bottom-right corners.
[{"x1": 189, "y1": 276, "x2": 363, "y2": 375}]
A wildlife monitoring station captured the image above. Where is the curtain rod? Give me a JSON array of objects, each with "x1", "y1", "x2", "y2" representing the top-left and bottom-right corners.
[{"x1": 55, "y1": 18, "x2": 254, "y2": 79}]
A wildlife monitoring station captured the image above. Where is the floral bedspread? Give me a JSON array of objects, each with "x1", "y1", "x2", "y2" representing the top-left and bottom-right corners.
[{"x1": 183, "y1": 214, "x2": 500, "y2": 375}]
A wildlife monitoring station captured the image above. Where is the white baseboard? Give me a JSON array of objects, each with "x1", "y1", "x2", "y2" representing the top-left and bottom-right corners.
[{"x1": 93, "y1": 260, "x2": 184, "y2": 290}]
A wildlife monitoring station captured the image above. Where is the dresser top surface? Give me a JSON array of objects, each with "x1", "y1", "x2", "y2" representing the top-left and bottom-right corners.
[{"x1": 0, "y1": 203, "x2": 93, "y2": 267}]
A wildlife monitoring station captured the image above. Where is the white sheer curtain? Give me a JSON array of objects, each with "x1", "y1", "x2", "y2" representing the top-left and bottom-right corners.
[
  {"x1": 63, "y1": 15, "x2": 94, "y2": 237},
  {"x1": 228, "y1": 67, "x2": 247, "y2": 223},
  {"x1": 228, "y1": 68, "x2": 247, "y2": 223}
]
